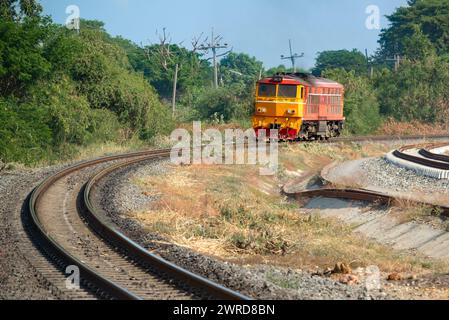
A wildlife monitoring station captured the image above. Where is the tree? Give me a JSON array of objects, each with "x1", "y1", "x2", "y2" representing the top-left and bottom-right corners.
[
  {"x1": 0, "y1": 0, "x2": 42, "y2": 21},
  {"x1": 264, "y1": 64, "x2": 308, "y2": 77},
  {"x1": 378, "y1": 0, "x2": 449, "y2": 59},
  {"x1": 0, "y1": 17, "x2": 51, "y2": 96},
  {"x1": 194, "y1": 84, "x2": 253, "y2": 122},
  {"x1": 312, "y1": 49, "x2": 367, "y2": 76},
  {"x1": 402, "y1": 26, "x2": 436, "y2": 62},
  {"x1": 323, "y1": 69, "x2": 381, "y2": 134},
  {"x1": 219, "y1": 52, "x2": 263, "y2": 86},
  {"x1": 375, "y1": 55, "x2": 449, "y2": 123}
]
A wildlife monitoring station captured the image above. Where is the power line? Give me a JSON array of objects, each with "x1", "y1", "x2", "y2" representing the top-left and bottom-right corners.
[
  {"x1": 281, "y1": 40, "x2": 304, "y2": 73},
  {"x1": 197, "y1": 28, "x2": 230, "y2": 88}
]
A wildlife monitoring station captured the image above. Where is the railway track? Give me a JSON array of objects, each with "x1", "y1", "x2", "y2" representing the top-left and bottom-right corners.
[
  {"x1": 392, "y1": 143, "x2": 449, "y2": 170},
  {"x1": 285, "y1": 187, "x2": 449, "y2": 217},
  {"x1": 284, "y1": 141, "x2": 449, "y2": 220},
  {"x1": 385, "y1": 142, "x2": 449, "y2": 179},
  {"x1": 27, "y1": 149, "x2": 249, "y2": 300},
  {"x1": 322, "y1": 134, "x2": 449, "y2": 144},
  {"x1": 18, "y1": 135, "x2": 449, "y2": 300}
]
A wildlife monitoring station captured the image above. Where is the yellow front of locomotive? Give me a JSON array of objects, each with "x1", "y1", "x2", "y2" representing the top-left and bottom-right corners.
[{"x1": 252, "y1": 76, "x2": 306, "y2": 140}]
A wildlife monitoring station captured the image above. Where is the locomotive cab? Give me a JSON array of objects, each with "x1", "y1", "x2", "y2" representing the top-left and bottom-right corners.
[{"x1": 253, "y1": 73, "x2": 345, "y2": 141}]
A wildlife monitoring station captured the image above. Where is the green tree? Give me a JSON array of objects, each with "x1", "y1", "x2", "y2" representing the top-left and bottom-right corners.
[
  {"x1": 194, "y1": 83, "x2": 253, "y2": 122},
  {"x1": 378, "y1": 0, "x2": 449, "y2": 60},
  {"x1": 219, "y1": 52, "x2": 263, "y2": 86},
  {"x1": 0, "y1": 17, "x2": 51, "y2": 96},
  {"x1": 264, "y1": 64, "x2": 308, "y2": 77},
  {"x1": 402, "y1": 26, "x2": 436, "y2": 62},
  {"x1": 115, "y1": 40, "x2": 211, "y2": 100},
  {"x1": 323, "y1": 69, "x2": 381, "y2": 134},
  {"x1": 375, "y1": 55, "x2": 449, "y2": 123},
  {"x1": 312, "y1": 49, "x2": 367, "y2": 76},
  {"x1": 0, "y1": 0, "x2": 42, "y2": 21}
]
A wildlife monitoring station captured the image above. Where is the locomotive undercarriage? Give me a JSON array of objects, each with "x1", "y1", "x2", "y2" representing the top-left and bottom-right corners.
[{"x1": 299, "y1": 121, "x2": 344, "y2": 141}]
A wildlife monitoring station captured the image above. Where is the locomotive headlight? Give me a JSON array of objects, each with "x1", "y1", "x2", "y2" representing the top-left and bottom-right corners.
[
  {"x1": 287, "y1": 110, "x2": 296, "y2": 114},
  {"x1": 257, "y1": 108, "x2": 267, "y2": 113}
]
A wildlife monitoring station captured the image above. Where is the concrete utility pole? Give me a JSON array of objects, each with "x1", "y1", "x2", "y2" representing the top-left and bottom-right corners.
[
  {"x1": 386, "y1": 54, "x2": 402, "y2": 72},
  {"x1": 281, "y1": 40, "x2": 304, "y2": 73},
  {"x1": 172, "y1": 63, "x2": 178, "y2": 117},
  {"x1": 197, "y1": 29, "x2": 230, "y2": 89},
  {"x1": 365, "y1": 49, "x2": 374, "y2": 78}
]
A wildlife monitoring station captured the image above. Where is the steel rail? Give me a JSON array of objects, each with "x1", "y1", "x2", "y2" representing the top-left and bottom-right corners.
[
  {"x1": 419, "y1": 144, "x2": 449, "y2": 163},
  {"x1": 284, "y1": 187, "x2": 449, "y2": 217},
  {"x1": 28, "y1": 150, "x2": 171, "y2": 300},
  {"x1": 392, "y1": 143, "x2": 449, "y2": 170},
  {"x1": 333, "y1": 134, "x2": 449, "y2": 143},
  {"x1": 25, "y1": 136, "x2": 449, "y2": 300},
  {"x1": 84, "y1": 154, "x2": 250, "y2": 300}
]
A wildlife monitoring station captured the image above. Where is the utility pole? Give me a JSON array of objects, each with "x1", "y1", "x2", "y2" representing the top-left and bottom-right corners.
[
  {"x1": 365, "y1": 49, "x2": 374, "y2": 78},
  {"x1": 197, "y1": 29, "x2": 230, "y2": 89},
  {"x1": 386, "y1": 54, "x2": 402, "y2": 72},
  {"x1": 172, "y1": 63, "x2": 179, "y2": 117},
  {"x1": 281, "y1": 39, "x2": 304, "y2": 73}
]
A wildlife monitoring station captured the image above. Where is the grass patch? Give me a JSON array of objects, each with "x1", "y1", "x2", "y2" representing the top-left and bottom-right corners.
[{"x1": 130, "y1": 144, "x2": 448, "y2": 275}]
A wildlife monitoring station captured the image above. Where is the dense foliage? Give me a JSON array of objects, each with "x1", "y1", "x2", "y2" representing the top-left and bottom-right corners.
[
  {"x1": 318, "y1": 0, "x2": 449, "y2": 134},
  {"x1": 377, "y1": 0, "x2": 449, "y2": 60},
  {"x1": 312, "y1": 49, "x2": 367, "y2": 77},
  {"x1": 2, "y1": 0, "x2": 449, "y2": 164},
  {"x1": 0, "y1": 3, "x2": 173, "y2": 164}
]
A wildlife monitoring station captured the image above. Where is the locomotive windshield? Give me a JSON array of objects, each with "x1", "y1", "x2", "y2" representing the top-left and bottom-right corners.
[
  {"x1": 278, "y1": 85, "x2": 297, "y2": 98},
  {"x1": 258, "y1": 84, "x2": 276, "y2": 97}
]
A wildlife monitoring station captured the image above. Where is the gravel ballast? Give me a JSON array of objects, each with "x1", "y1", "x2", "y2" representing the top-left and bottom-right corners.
[
  {"x1": 93, "y1": 159, "x2": 390, "y2": 300},
  {"x1": 361, "y1": 157, "x2": 449, "y2": 194},
  {"x1": 0, "y1": 166, "x2": 64, "y2": 299}
]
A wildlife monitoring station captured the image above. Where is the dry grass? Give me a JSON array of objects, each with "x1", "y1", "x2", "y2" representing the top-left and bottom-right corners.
[
  {"x1": 377, "y1": 118, "x2": 449, "y2": 136},
  {"x1": 390, "y1": 198, "x2": 439, "y2": 224},
  {"x1": 130, "y1": 144, "x2": 448, "y2": 275},
  {"x1": 329, "y1": 175, "x2": 367, "y2": 190}
]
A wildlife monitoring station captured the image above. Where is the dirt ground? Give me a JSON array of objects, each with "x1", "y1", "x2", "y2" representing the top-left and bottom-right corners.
[{"x1": 126, "y1": 142, "x2": 449, "y2": 299}]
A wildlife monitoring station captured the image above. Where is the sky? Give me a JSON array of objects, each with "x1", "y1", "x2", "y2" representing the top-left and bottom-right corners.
[{"x1": 39, "y1": 0, "x2": 409, "y2": 69}]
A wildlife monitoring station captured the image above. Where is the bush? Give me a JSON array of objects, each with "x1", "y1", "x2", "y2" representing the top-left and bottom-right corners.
[
  {"x1": 0, "y1": 98, "x2": 53, "y2": 164},
  {"x1": 323, "y1": 69, "x2": 381, "y2": 134},
  {"x1": 375, "y1": 55, "x2": 449, "y2": 123},
  {"x1": 193, "y1": 84, "x2": 253, "y2": 122}
]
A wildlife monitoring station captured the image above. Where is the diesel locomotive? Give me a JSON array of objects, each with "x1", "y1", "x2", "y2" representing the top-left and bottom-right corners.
[{"x1": 252, "y1": 73, "x2": 345, "y2": 141}]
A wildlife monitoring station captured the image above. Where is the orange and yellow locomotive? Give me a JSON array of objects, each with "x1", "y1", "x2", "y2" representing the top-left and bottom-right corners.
[{"x1": 253, "y1": 73, "x2": 345, "y2": 141}]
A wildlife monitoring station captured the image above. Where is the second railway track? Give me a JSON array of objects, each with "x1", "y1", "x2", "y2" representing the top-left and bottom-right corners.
[
  {"x1": 27, "y1": 149, "x2": 249, "y2": 300},
  {"x1": 19, "y1": 135, "x2": 449, "y2": 300}
]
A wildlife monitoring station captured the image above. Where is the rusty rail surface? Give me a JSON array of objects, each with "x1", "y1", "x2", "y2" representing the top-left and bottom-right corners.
[
  {"x1": 83, "y1": 155, "x2": 250, "y2": 300},
  {"x1": 28, "y1": 149, "x2": 249, "y2": 300},
  {"x1": 419, "y1": 145, "x2": 449, "y2": 163},
  {"x1": 284, "y1": 187, "x2": 449, "y2": 217},
  {"x1": 391, "y1": 143, "x2": 449, "y2": 170}
]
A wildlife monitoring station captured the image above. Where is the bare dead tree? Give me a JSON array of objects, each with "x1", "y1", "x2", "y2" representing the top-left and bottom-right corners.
[{"x1": 144, "y1": 28, "x2": 175, "y2": 71}]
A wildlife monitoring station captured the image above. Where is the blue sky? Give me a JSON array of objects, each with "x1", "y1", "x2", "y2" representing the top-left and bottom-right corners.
[{"x1": 40, "y1": 0, "x2": 408, "y2": 69}]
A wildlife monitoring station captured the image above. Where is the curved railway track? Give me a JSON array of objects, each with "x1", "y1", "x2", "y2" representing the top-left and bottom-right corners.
[
  {"x1": 284, "y1": 142, "x2": 449, "y2": 219},
  {"x1": 19, "y1": 135, "x2": 449, "y2": 300},
  {"x1": 392, "y1": 142, "x2": 449, "y2": 170},
  {"x1": 27, "y1": 149, "x2": 249, "y2": 300}
]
